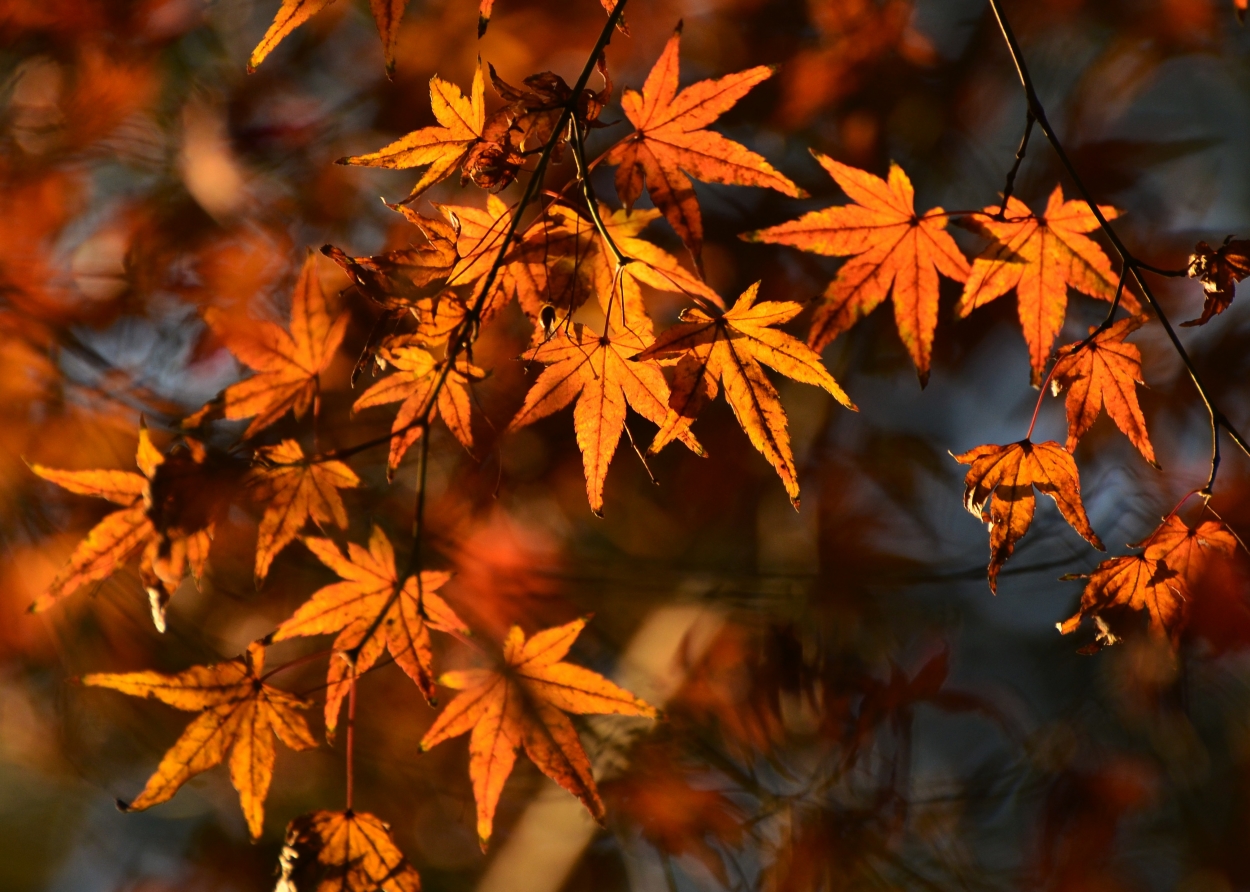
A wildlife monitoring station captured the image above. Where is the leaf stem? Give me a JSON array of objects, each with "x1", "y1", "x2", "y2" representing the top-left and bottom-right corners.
[
  {"x1": 304, "y1": 0, "x2": 631, "y2": 476},
  {"x1": 986, "y1": 0, "x2": 1250, "y2": 493},
  {"x1": 1026, "y1": 359, "x2": 1061, "y2": 441},
  {"x1": 345, "y1": 669, "x2": 357, "y2": 812}
]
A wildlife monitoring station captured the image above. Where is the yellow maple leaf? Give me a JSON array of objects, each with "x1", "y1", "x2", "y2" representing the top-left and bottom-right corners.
[
  {"x1": 508, "y1": 323, "x2": 703, "y2": 515},
  {"x1": 29, "y1": 427, "x2": 215, "y2": 630},
  {"x1": 271, "y1": 525, "x2": 467, "y2": 738},
  {"x1": 197, "y1": 251, "x2": 347, "y2": 439},
  {"x1": 340, "y1": 64, "x2": 485, "y2": 203},
  {"x1": 249, "y1": 440, "x2": 359, "y2": 583},
  {"x1": 743, "y1": 152, "x2": 970, "y2": 385},
  {"x1": 420, "y1": 618, "x2": 656, "y2": 848},
  {"x1": 352, "y1": 345, "x2": 481, "y2": 479},
  {"x1": 249, "y1": 0, "x2": 413, "y2": 76},
  {"x1": 83, "y1": 642, "x2": 316, "y2": 839},
  {"x1": 634, "y1": 282, "x2": 856, "y2": 507},
  {"x1": 606, "y1": 24, "x2": 803, "y2": 260}
]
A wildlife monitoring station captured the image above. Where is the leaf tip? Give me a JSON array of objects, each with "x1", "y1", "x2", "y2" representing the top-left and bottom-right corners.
[
  {"x1": 477, "y1": 15, "x2": 488, "y2": 38},
  {"x1": 116, "y1": 798, "x2": 132, "y2": 812}
]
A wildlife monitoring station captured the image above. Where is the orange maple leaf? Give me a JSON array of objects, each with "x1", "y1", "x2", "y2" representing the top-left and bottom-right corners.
[
  {"x1": 1059, "y1": 554, "x2": 1186, "y2": 646},
  {"x1": 340, "y1": 64, "x2": 484, "y2": 203},
  {"x1": 277, "y1": 809, "x2": 421, "y2": 892},
  {"x1": 955, "y1": 439, "x2": 1104, "y2": 592},
  {"x1": 420, "y1": 618, "x2": 656, "y2": 847},
  {"x1": 743, "y1": 152, "x2": 970, "y2": 385},
  {"x1": 249, "y1": 440, "x2": 359, "y2": 583},
  {"x1": 196, "y1": 251, "x2": 347, "y2": 439},
  {"x1": 271, "y1": 525, "x2": 467, "y2": 738},
  {"x1": 606, "y1": 24, "x2": 804, "y2": 260},
  {"x1": 1050, "y1": 315, "x2": 1157, "y2": 466},
  {"x1": 507, "y1": 324, "x2": 703, "y2": 516},
  {"x1": 30, "y1": 427, "x2": 214, "y2": 630},
  {"x1": 957, "y1": 187, "x2": 1132, "y2": 385},
  {"x1": 249, "y1": 0, "x2": 412, "y2": 75},
  {"x1": 352, "y1": 345, "x2": 481, "y2": 479},
  {"x1": 83, "y1": 642, "x2": 316, "y2": 839},
  {"x1": 1139, "y1": 512, "x2": 1238, "y2": 583},
  {"x1": 634, "y1": 283, "x2": 856, "y2": 508},
  {"x1": 1185, "y1": 237, "x2": 1250, "y2": 326},
  {"x1": 1059, "y1": 514, "x2": 1238, "y2": 648}
]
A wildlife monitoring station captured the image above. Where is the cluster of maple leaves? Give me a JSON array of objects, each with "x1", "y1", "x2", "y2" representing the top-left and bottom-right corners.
[{"x1": 23, "y1": 0, "x2": 1250, "y2": 886}]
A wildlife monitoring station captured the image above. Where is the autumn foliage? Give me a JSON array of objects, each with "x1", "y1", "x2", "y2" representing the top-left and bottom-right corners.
[{"x1": 7, "y1": 0, "x2": 1250, "y2": 890}]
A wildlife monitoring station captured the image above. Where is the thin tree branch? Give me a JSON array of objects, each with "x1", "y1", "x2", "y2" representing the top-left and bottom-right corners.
[
  {"x1": 996, "y1": 110, "x2": 1034, "y2": 220},
  {"x1": 987, "y1": 0, "x2": 1250, "y2": 493}
]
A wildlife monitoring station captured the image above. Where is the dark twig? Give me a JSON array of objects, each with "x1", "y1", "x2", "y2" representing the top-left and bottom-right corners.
[
  {"x1": 996, "y1": 111, "x2": 1035, "y2": 220},
  {"x1": 987, "y1": 0, "x2": 1250, "y2": 494}
]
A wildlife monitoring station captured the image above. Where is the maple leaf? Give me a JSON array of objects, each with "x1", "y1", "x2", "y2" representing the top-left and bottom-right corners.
[
  {"x1": 1139, "y1": 513, "x2": 1238, "y2": 581},
  {"x1": 277, "y1": 809, "x2": 421, "y2": 892},
  {"x1": 743, "y1": 152, "x2": 970, "y2": 385},
  {"x1": 29, "y1": 427, "x2": 216, "y2": 630},
  {"x1": 634, "y1": 283, "x2": 856, "y2": 508},
  {"x1": 195, "y1": 251, "x2": 347, "y2": 439},
  {"x1": 1050, "y1": 315, "x2": 1157, "y2": 466},
  {"x1": 249, "y1": 440, "x2": 360, "y2": 583},
  {"x1": 957, "y1": 187, "x2": 1133, "y2": 385},
  {"x1": 955, "y1": 439, "x2": 1104, "y2": 593},
  {"x1": 507, "y1": 323, "x2": 703, "y2": 516},
  {"x1": 352, "y1": 345, "x2": 481, "y2": 479},
  {"x1": 605, "y1": 24, "x2": 804, "y2": 260},
  {"x1": 82, "y1": 642, "x2": 316, "y2": 839},
  {"x1": 1059, "y1": 554, "x2": 1187, "y2": 646},
  {"x1": 420, "y1": 618, "x2": 656, "y2": 847},
  {"x1": 340, "y1": 64, "x2": 485, "y2": 203},
  {"x1": 1185, "y1": 237, "x2": 1250, "y2": 326},
  {"x1": 249, "y1": 0, "x2": 412, "y2": 76},
  {"x1": 271, "y1": 525, "x2": 467, "y2": 738}
]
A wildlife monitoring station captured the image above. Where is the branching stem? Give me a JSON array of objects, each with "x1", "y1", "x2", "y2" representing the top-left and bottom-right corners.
[{"x1": 987, "y1": 0, "x2": 1250, "y2": 494}]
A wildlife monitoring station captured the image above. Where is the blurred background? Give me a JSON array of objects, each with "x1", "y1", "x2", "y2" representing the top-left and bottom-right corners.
[{"x1": 4, "y1": 0, "x2": 1250, "y2": 889}]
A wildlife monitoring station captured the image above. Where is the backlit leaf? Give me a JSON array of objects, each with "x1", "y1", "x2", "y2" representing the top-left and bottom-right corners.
[
  {"x1": 197, "y1": 251, "x2": 347, "y2": 439},
  {"x1": 634, "y1": 283, "x2": 855, "y2": 508},
  {"x1": 508, "y1": 324, "x2": 703, "y2": 515},
  {"x1": 744, "y1": 152, "x2": 969, "y2": 385},
  {"x1": 420, "y1": 618, "x2": 656, "y2": 847},
  {"x1": 955, "y1": 439, "x2": 1104, "y2": 592},
  {"x1": 340, "y1": 64, "x2": 485, "y2": 203},
  {"x1": 83, "y1": 643, "x2": 315, "y2": 839},
  {"x1": 249, "y1": 0, "x2": 413, "y2": 75},
  {"x1": 606, "y1": 25, "x2": 803, "y2": 260},
  {"x1": 272, "y1": 526, "x2": 466, "y2": 738},
  {"x1": 1051, "y1": 315, "x2": 1156, "y2": 466},
  {"x1": 277, "y1": 809, "x2": 421, "y2": 892},
  {"x1": 957, "y1": 187, "x2": 1132, "y2": 385},
  {"x1": 249, "y1": 440, "x2": 360, "y2": 583}
]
